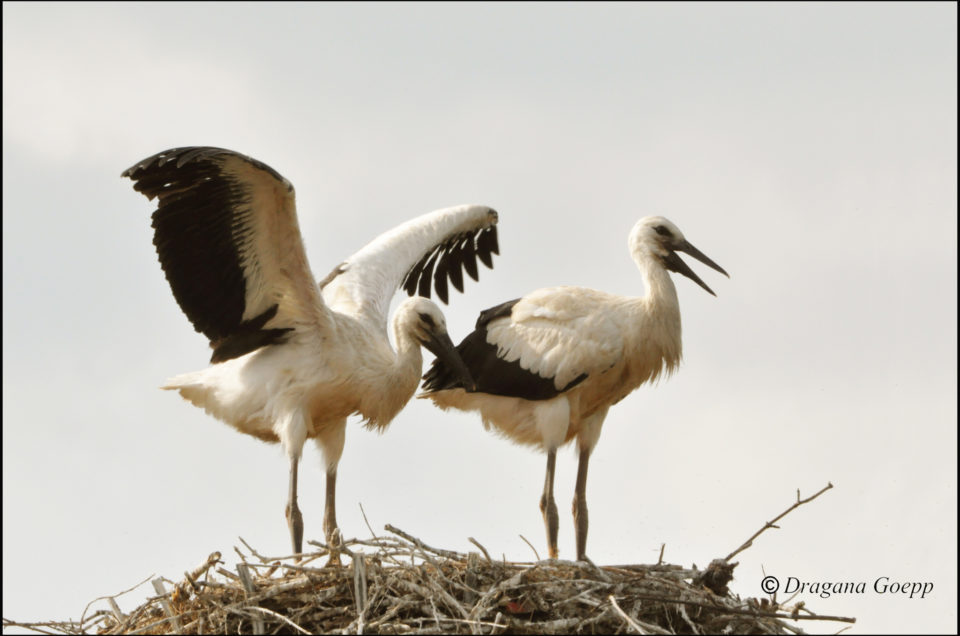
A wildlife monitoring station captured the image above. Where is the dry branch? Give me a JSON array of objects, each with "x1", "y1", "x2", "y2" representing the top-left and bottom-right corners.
[{"x1": 725, "y1": 482, "x2": 834, "y2": 562}]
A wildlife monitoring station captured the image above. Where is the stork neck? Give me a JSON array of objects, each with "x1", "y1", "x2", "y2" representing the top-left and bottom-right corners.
[
  {"x1": 391, "y1": 321, "x2": 424, "y2": 364},
  {"x1": 389, "y1": 318, "x2": 426, "y2": 385},
  {"x1": 359, "y1": 320, "x2": 423, "y2": 430},
  {"x1": 628, "y1": 253, "x2": 683, "y2": 372},
  {"x1": 639, "y1": 255, "x2": 680, "y2": 317}
]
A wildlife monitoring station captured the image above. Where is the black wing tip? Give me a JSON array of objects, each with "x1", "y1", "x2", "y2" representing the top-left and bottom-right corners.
[
  {"x1": 403, "y1": 223, "x2": 500, "y2": 303},
  {"x1": 435, "y1": 276, "x2": 449, "y2": 304},
  {"x1": 487, "y1": 224, "x2": 499, "y2": 255},
  {"x1": 476, "y1": 298, "x2": 520, "y2": 329},
  {"x1": 210, "y1": 327, "x2": 295, "y2": 363},
  {"x1": 122, "y1": 146, "x2": 288, "y2": 187},
  {"x1": 476, "y1": 225, "x2": 498, "y2": 268},
  {"x1": 420, "y1": 360, "x2": 449, "y2": 393},
  {"x1": 122, "y1": 146, "x2": 223, "y2": 179},
  {"x1": 208, "y1": 305, "x2": 294, "y2": 362}
]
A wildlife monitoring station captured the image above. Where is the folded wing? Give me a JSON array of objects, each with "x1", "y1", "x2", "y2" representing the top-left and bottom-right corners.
[{"x1": 423, "y1": 288, "x2": 624, "y2": 399}]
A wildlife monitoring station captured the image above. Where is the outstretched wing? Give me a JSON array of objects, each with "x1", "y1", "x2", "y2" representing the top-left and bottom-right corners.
[
  {"x1": 123, "y1": 146, "x2": 330, "y2": 362},
  {"x1": 320, "y1": 204, "x2": 499, "y2": 327},
  {"x1": 423, "y1": 287, "x2": 624, "y2": 399}
]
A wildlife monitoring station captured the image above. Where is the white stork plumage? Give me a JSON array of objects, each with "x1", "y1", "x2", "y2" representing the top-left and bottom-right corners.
[
  {"x1": 421, "y1": 216, "x2": 727, "y2": 561},
  {"x1": 123, "y1": 146, "x2": 499, "y2": 557}
]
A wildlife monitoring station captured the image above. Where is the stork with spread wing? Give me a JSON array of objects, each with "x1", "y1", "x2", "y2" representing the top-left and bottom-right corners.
[{"x1": 123, "y1": 146, "x2": 498, "y2": 557}]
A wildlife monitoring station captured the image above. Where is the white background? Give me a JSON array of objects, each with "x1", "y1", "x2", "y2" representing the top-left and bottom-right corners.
[{"x1": 3, "y1": 3, "x2": 956, "y2": 633}]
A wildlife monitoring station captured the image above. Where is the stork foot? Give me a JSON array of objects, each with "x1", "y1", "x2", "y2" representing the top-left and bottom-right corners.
[
  {"x1": 324, "y1": 527, "x2": 344, "y2": 567},
  {"x1": 324, "y1": 552, "x2": 343, "y2": 568}
]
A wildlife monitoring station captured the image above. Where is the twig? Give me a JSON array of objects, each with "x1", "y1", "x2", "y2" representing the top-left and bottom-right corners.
[
  {"x1": 179, "y1": 551, "x2": 221, "y2": 602},
  {"x1": 553, "y1": 581, "x2": 609, "y2": 608},
  {"x1": 468, "y1": 536, "x2": 492, "y2": 562},
  {"x1": 518, "y1": 534, "x2": 541, "y2": 561},
  {"x1": 106, "y1": 598, "x2": 124, "y2": 624},
  {"x1": 421, "y1": 616, "x2": 514, "y2": 630},
  {"x1": 233, "y1": 545, "x2": 249, "y2": 564},
  {"x1": 247, "y1": 606, "x2": 311, "y2": 634},
  {"x1": 79, "y1": 572, "x2": 154, "y2": 632},
  {"x1": 0, "y1": 620, "x2": 65, "y2": 635},
  {"x1": 150, "y1": 578, "x2": 181, "y2": 634},
  {"x1": 491, "y1": 611, "x2": 506, "y2": 635},
  {"x1": 725, "y1": 482, "x2": 834, "y2": 562},
  {"x1": 609, "y1": 595, "x2": 646, "y2": 634},
  {"x1": 359, "y1": 502, "x2": 381, "y2": 542},
  {"x1": 385, "y1": 524, "x2": 463, "y2": 560},
  {"x1": 126, "y1": 611, "x2": 198, "y2": 636},
  {"x1": 624, "y1": 593, "x2": 855, "y2": 624},
  {"x1": 236, "y1": 563, "x2": 265, "y2": 635},
  {"x1": 579, "y1": 555, "x2": 614, "y2": 583},
  {"x1": 352, "y1": 553, "x2": 368, "y2": 634},
  {"x1": 239, "y1": 537, "x2": 269, "y2": 563},
  {"x1": 306, "y1": 538, "x2": 357, "y2": 559},
  {"x1": 675, "y1": 601, "x2": 702, "y2": 635}
]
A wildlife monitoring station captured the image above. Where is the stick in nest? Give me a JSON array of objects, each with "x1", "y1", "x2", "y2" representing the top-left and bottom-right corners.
[{"x1": 725, "y1": 482, "x2": 834, "y2": 562}]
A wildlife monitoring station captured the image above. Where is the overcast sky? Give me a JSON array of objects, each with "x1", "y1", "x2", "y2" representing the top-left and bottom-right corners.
[{"x1": 3, "y1": 3, "x2": 956, "y2": 633}]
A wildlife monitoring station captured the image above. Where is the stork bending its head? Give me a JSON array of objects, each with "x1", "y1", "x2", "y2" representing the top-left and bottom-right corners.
[
  {"x1": 123, "y1": 146, "x2": 497, "y2": 559},
  {"x1": 421, "y1": 216, "x2": 727, "y2": 561}
]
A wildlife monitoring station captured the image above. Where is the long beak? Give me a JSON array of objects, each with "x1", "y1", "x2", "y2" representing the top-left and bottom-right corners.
[
  {"x1": 422, "y1": 329, "x2": 477, "y2": 392},
  {"x1": 664, "y1": 240, "x2": 729, "y2": 296}
]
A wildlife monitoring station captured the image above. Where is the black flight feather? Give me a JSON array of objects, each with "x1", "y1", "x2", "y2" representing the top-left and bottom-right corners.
[
  {"x1": 422, "y1": 298, "x2": 587, "y2": 400},
  {"x1": 123, "y1": 146, "x2": 295, "y2": 362},
  {"x1": 400, "y1": 222, "x2": 498, "y2": 304}
]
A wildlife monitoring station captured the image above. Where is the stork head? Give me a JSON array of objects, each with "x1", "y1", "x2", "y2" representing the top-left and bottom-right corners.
[
  {"x1": 395, "y1": 297, "x2": 477, "y2": 391},
  {"x1": 629, "y1": 216, "x2": 729, "y2": 295}
]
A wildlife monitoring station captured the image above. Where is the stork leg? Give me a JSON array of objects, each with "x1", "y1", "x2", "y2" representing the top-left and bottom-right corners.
[
  {"x1": 572, "y1": 447, "x2": 591, "y2": 561},
  {"x1": 323, "y1": 468, "x2": 342, "y2": 566},
  {"x1": 285, "y1": 457, "x2": 304, "y2": 555},
  {"x1": 539, "y1": 449, "x2": 560, "y2": 559},
  {"x1": 315, "y1": 421, "x2": 346, "y2": 567},
  {"x1": 572, "y1": 408, "x2": 605, "y2": 562}
]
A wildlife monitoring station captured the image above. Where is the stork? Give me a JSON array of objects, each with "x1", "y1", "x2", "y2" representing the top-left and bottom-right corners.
[
  {"x1": 421, "y1": 216, "x2": 726, "y2": 561},
  {"x1": 122, "y1": 146, "x2": 498, "y2": 557}
]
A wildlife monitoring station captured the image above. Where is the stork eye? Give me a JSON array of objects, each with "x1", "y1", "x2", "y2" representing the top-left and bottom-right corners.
[
  {"x1": 418, "y1": 313, "x2": 435, "y2": 327},
  {"x1": 654, "y1": 225, "x2": 671, "y2": 237}
]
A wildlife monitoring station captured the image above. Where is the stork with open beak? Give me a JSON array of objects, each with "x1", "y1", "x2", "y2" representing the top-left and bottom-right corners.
[{"x1": 421, "y1": 216, "x2": 727, "y2": 561}]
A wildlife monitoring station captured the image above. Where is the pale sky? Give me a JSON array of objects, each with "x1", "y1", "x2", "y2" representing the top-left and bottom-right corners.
[{"x1": 3, "y1": 3, "x2": 957, "y2": 634}]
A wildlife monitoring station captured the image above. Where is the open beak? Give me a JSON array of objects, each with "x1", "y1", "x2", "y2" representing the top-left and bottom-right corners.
[
  {"x1": 422, "y1": 329, "x2": 477, "y2": 392},
  {"x1": 663, "y1": 240, "x2": 729, "y2": 296}
]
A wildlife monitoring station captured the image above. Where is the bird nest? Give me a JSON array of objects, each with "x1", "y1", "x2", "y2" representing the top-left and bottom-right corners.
[{"x1": 5, "y1": 485, "x2": 855, "y2": 635}]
